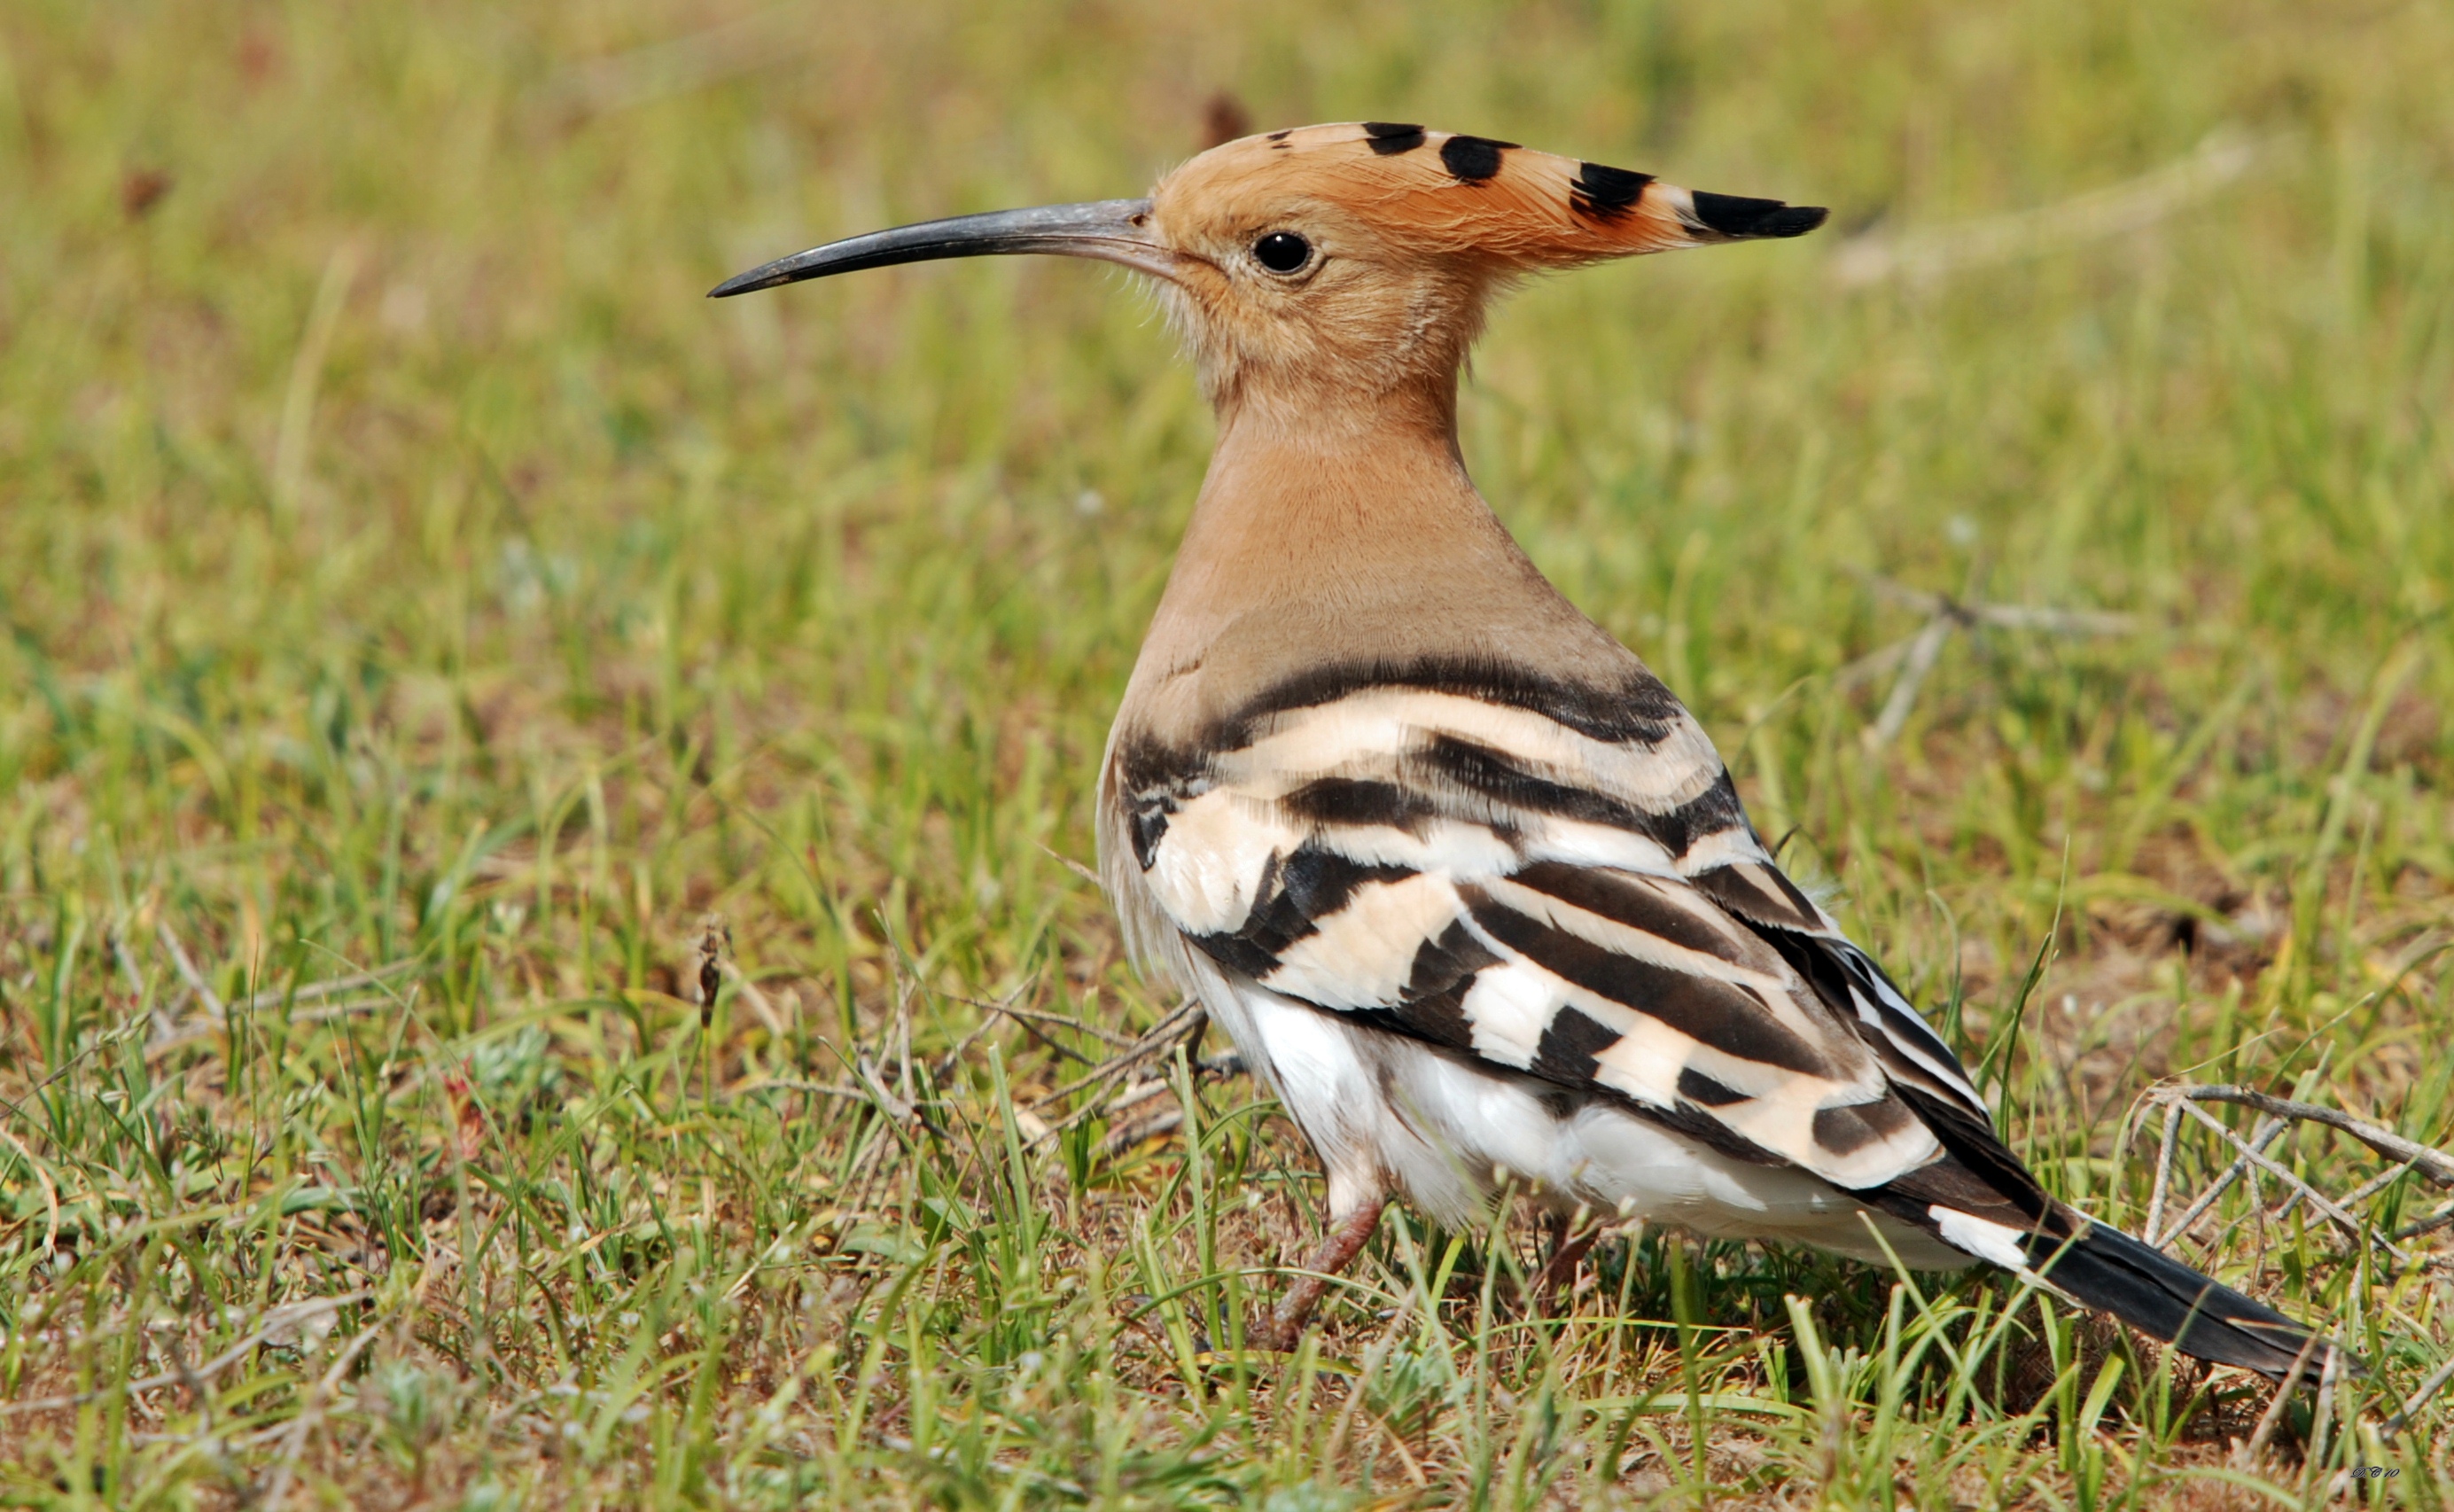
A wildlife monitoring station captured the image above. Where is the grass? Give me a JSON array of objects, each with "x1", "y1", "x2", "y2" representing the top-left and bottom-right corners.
[{"x1": 1, "y1": 0, "x2": 2450, "y2": 1504}]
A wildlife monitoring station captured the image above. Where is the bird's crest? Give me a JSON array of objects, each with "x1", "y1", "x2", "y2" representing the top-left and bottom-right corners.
[{"x1": 1158, "y1": 122, "x2": 1827, "y2": 269}]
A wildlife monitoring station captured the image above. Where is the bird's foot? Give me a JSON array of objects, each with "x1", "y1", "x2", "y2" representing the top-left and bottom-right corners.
[
  {"x1": 1257, "y1": 1198, "x2": 1388, "y2": 1352},
  {"x1": 1532, "y1": 1213, "x2": 1599, "y2": 1311}
]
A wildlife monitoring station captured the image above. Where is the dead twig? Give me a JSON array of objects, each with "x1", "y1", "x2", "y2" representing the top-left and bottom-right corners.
[
  {"x1": 1025, "y1": 1002, "x2": 1204, "y2": 1115},
  {"x1": 721, "y1": 960, "x2": 788, "y2": 1037},
  {"x1": 2238, "y1": 1332, "x2": 2328, "y2": 1468},
  {"x1": 1023, "y1": 1002, "x2": 1207, "y2": 1149},
  {"x1": 1866, "y1": 615, "x2": 1954, "y2": 750},
  {"x1": 2163, "y1": 1085, "x2": 2454, "y2": 1189},
  {"x1": 256, "y1": 1315, "x2": 388, "y2": 1510},
  {"x1": 2392, "y1": 1202, "x2": 2454, "y2": 1243},
  {"x1": 156, "y1": 922, "x2": 228, "y2": 1021},
  {"x1": 2161, "y1": 1095, "x2": 2409, "y2": 1263},
  {"x1": 734, "y1": 1077, "x2": 867, "y2": 1101},
  {"x1": 2144, "y1": 1098, "x2": 2185, "y2": 1244},
  {"x1": 231, "y1": 962, "x2": 419, "y2": 1017},
  {"x1": 1843, "y1": 574, "x2": 2142, "y2": 749},
  {"x1": 985, "y1": 1009, "x2": 1102, "y2": 1070},
  {"x1": 2274, "y1": 1157, "x2": 2418, "y2": 1228},
  {"x1": 1102, "y1": 1102, "x2": 1187, "y2": 1157},
  {"x1": 949, "y1": 994, "x2": 1137, "y2": 1052},
  {"x1": 2387, "y1": 1352, "x2": 2454, "y2": 1434},
  {"x1": 150, "y1": 935, "x2": 418, "y2": 1039},
  {"x1": 1, "y1": 1290, "x2": 371, "y2": 1416},
  {"x1": 1832, "y1": 128, "x2": 2263, "y2": 288},
  {"x1": 2148, "y1": 1115, "x2": 2286, "y2": 1249}
]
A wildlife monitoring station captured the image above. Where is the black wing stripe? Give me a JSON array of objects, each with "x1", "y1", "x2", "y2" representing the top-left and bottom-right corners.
[
  {"x1": 1126, "y1": 673, "x2": 1994, "y2": 1194},
  {"x1": 1282, "y1": 776, "x2": 1438, "y2": 832},
  {"x1": 1188, "y1": 846, "x2": 1411, "y2": 979},
  {"x1": 1835, "y1": 947, "x2": 1975, "y2": 1081},
  {"x1": 1510, "y1": 861, "x2": 1760, "y2": 965},
  {"x1": 1463, "y1": 892, "x2": 1832, "y2": 1077},
  {"x1": 1530, "y1": 1004, "x2": 1622, "y2": 1083},
  {"x1": 1406, "y1": 917, "x2": 1501, "y2": 997},
  {"x1": 1689, "y1": 861, "x2": 1826, "y2": 933},
  {"x1": 1630, "y1": 773, "x2": 1753, "y2": 859},
  {"x1": 1213, "y1": 655, "x2": 1689, "y2": 749},
  {"x1": 1375, "y1": 976, "x2": 1479, "y2": 1052},
  {"x1": 1749, "y1": 924, "x2": 1987, "y2": 1115},
  {"x1": 1676, "y1": 1066, "x2": 1750, "y2": 1106},
  {"x1": 1418, "y1": 735, "x2": 1647, "y2": 829},
  {"x1": 1341, "y1": 996, "x2": 1790, "y2": 1168},
  {"x1": 1811, "y1": 1096, "x2": 1919, "y2": 1157}
]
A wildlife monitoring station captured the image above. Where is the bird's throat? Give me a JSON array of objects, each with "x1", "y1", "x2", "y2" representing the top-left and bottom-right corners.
[{"x1": 1124, "y1": 377, "x2": 1620, "y2": 728}]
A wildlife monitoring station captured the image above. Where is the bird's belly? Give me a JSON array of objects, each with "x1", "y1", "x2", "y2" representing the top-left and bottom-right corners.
[{"x1": 1198, "y1": 964, "x2": 1966, "y2": 1271}]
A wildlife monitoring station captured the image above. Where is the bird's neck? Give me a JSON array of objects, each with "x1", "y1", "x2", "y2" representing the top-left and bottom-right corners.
[{"x1": 1121, "y1": 374, "x2": 1634, "y2": 733}]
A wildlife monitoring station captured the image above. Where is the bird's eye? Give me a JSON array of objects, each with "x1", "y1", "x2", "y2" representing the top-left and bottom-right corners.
[{"x1": 1253, "y1": 231, "x2": 1312, "y2": 274}]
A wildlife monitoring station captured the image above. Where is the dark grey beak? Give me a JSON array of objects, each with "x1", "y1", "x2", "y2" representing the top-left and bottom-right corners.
[{"x1": 709, "y1": 199, "x2": 1172, "y2": 298}]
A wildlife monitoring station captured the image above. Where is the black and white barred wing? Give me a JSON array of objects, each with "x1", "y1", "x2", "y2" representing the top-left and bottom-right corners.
[{"x1": 1116, "y1": 677, "x2": 1990, "y2": 1193}]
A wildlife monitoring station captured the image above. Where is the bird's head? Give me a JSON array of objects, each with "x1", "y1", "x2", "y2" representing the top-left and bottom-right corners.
[{"x1": 715, "y1": 122, "x2": 1825, "y2": 430}]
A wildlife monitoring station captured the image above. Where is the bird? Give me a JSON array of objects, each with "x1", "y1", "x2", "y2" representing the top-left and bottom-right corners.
[{"x1": 713, "y1": 121, "x2": 2343, "y2": 1379}]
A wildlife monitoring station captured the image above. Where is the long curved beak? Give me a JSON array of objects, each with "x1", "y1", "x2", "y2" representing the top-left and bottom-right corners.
[{"x1": 709, "y1": 199, "x2": 1172, "y2": 297}]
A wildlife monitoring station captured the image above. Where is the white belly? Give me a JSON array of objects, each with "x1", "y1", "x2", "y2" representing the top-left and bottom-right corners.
[{"x1": 1194, "y1": 960, "x2": 1967, "y2": 1271}]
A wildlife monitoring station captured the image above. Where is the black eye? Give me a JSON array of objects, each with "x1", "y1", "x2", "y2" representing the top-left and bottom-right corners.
[{"x1": 1253, "y1": 231, "x2": 1312, "y2": 274}]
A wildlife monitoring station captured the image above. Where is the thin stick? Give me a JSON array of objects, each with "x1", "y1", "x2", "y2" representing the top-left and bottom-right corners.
[
  {"x1": 2240, "y1": 1333, "x2": 2326, "y2": 1468},
  {"x1": 991, "y1": 1009, "x2": 1101, "y2": 1068},
  {"x1": 2387, "y1": 1352, "x2": 2454, "y2": 1433},
  {"x1": 2392, "y1": 1202, "x2": 2454, "y2": 1243},
  {"x1": 954, "y1": 995, "x2": 1137, "y2": 1051},
  {"x1": 1024, "y1": 1004, "x2": 1208, "y2": 1149},
  {"x1": 721, "y1": 962, "x2": 788, "y2": 1037},
  {"x1": 2152, "y1": 1114, "x2": 2287, "y2": 1249},
  {"x1": 732, "y1": 1077, "x2": 867, "y2": 1101},
  {"x1": 156, "y1": 923, "x2": 227, "y2": 1020},
  {"x1": 2272, "y1": 1157, "x2": 2417, "y2": 1228},
  {"x1": 230, "y1": 962, "x2": 419, "y2": 1016},
  {"x1": 2145, "y1": 1100, "x2": 2183, "y2": 1244},
  {"x1": 111, "y1": 928, "x2": 148, "y2": 1001},
  {"x1": 0, "y1": 1291, "x2": 372, "y2": 1416},
  {"x1": 256, "y1": 1317, "x2": 387, "y2": 1509},
  {"x1": 1856, "y1": 573, "x2": 2142, "y2": 635},
  {"x1": 2167, "y1": 1098, "x2": 2409, "y2": 1263},
  {"x1": 1864, "y1": 614, "x2": 1952, "y2": 750},
  {"x1": 1025, "y1": 1002, "x2": 1204, "y2": 1112},
  {"x1": 2167, "y1": 1085, "x2": 2454, "y2": 1189},
  {"x1": 1831, "y1": 129, "x2": 2261, "y2": 288}
]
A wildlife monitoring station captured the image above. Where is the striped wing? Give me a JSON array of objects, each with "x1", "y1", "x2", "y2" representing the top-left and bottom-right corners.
[{"x1": 1110, "y1": 663, "x2": 1988, "y2": 1192}]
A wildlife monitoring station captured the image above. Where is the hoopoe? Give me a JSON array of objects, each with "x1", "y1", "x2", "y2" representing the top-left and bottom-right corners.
[{"x1": 716, "y1": 123, "x2": 2341, "y2": 1376}]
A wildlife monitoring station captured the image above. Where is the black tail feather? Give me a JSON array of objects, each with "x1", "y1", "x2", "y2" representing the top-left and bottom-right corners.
[
  {"x1": 1866, "y1": 1087, "x2": 2351, "y2": 1382},
  {"x1": 2025, "y1": 1220, "x2": 2353, "y2": 1380}
]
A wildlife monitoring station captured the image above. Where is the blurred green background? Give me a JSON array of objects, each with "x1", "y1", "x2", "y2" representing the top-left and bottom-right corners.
[{"x1": 1, "y1": 0, "x2": 2450, "y2": 1504}]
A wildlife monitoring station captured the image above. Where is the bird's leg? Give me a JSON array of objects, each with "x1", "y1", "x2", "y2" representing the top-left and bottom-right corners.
[
  {"x1": 1260, "y1": 1197, "x2": 1386, "y2": 1351},
  {"x1": 1534, "y1": 1210, "x2": 1598, "y2": 1307}
]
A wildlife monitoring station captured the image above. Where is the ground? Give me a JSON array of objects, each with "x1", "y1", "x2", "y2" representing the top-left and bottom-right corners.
[{"x1": 1, "y1": 0, "x2": 2450, "y2": 1506}]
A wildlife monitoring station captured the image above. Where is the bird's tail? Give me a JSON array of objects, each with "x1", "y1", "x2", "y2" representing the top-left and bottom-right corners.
[
  {"x1": 2012, "y1": 1213, "x2": 2348, "y2": 1379},
  {"x1": 1867, "y1": 1087, "x2": 2351, "y2": 1380}
]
